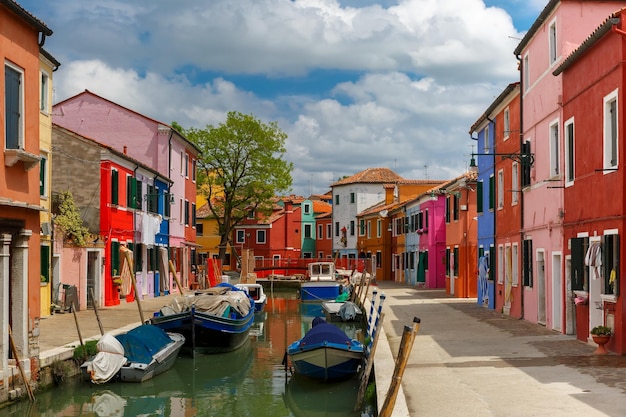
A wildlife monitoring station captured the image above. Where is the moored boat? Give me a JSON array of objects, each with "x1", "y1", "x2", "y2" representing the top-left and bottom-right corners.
[
  {"x1": 235, "y1": 283, "x2": 267, "y2": 312},
  {"x1": 150, "y1": 283, "x2": 255, "y2": 353},
  {"x1": 81, "y1": 324, "x2": 185, "y2": 384},
  {"x1": 300, "y1": 262, "x2": 341, "y2": 302},
  {"x1": 287, "y1": 318, "x2": 364, "y2": 382},
  {"x1": 321, "y1": 301, "x2": 363, "y2": 323}
]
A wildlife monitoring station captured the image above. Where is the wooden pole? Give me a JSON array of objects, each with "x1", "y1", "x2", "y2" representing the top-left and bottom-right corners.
[
  {"x1": 379, "y1": 317, "x2": 421, "y2": 417},
  {"x1": 8, "y1": 325, "x2": 35, "y2": 402},
  {"x1": 169, "y1": 260, "x2": 185, "y2": 296},
  {"x1": 354, "y1": 312, "x2": 385, "y2": 411},
  {"x1": 71, "y1": 301, "x2": 88, "y2": 362},
  {"x1": 360, "y1": 271, "x2": 372, "y2": 309},
  {"x1": 90, "y1": 287, "x2": 105, "y2": 335},
  {"x1": 122, "y1": 247, "x2": 145, "y2": 323}
]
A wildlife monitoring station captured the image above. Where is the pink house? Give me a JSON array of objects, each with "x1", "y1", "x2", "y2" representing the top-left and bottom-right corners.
[
  {"x1": 513, "y1": 0, "x2": 623, "y2": 331},
  {"x1": 53, "y1": 91, "x2": 201, "y2": 298}
]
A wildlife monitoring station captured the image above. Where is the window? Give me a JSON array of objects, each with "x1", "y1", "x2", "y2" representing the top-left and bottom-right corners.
[
  {"x1": 453, "y1": 193, "x2": 459, "y2": 220},
  {"x1": 549, "y1": 19, "x2": 557, "y2": 65},
  {"x1": 185, "y1": 154, "x2": 189, "y2": 178},
  {"x1": 111, "y1": 169, "x2": 119, "y2": 205},
  {"x1": 497, "y1": 245, "x2": 504, "y2": 284},
  {"x1": 522, "y1": 140, "x2": 532, "y2": 187},
  {"x1": 503, "y1": 107, "x2": 510, "y2": 140},
  {"x1": 489, "y1": 174, "x2": 495, "y2": 210},
  {"x1": 367, "y1": 221, "x2": 371, "y2": 239},
  {"x1": 39, "y1": 155, "x2": 47, "y2": 196},
  {"x1": 604, "y1": 89, "x2": 618, "y2": 169},
  {"x1": 317, "y1": 224, "x2": 323, "y2": 240},
  {"x1": 257, "y1": 230, "x2": 266, "y2": 244},
  {"x1": 184, "y1": 200, "x2": 190, "y2": 225},
  {"x1": 359, "y1": 219, "x2": 366, "y2": 236},
  {"x1": 40, "y1": 245, "x2": 50, "y2": 283},
  {"x1": 512, "y1": 163, "x2": 519, "y2": 205},
  {"x1": 497, "y1": 169, "x2": 504, "y2": 209},
  {"x1": 304, "y1": 224, "x2": 312, "y2": 239},
  {"x1": 192, "y1": 159, "x2": 197, "y2": 182},
  {"x1": 147, "y1": 184, "x2": 157, "y2": 213},
  {"x1": 350, "y1": 220, "x2": 355, "y2": 236},
  {"x1": 40, "y1": 70, "x2": 50, "y2": 113},
  {"x1": 483, "y1": 125, "x2": 490, "y2": 153},
  {"x1": 335, "y1": 194, "x2": 339, "y2": 205},
  {"x1": 565, "y1": 118, "x2": 575, "y2": 184},
  {"x1": 376, "y1": 251, "x2": 382, "y2": 268},
  {"x1": 136, "y1": 182, "x2": 143, "y2": 210},
  {"x1": 326, "y1": 224, "x2": 331, "y2": 239},
  {"x1": 192, "y1": 203, "x2": 196, "y2": 227},
  {"x1": 549, "y1": 119, "x2": 560, "y2": 176},
  {"x1": 603, "y1": 234, "x2": 619, "y2": 296},
  {"x1": 126, "y1": 175, "x2": 135, "y2": 208},
  {"x1": 350, "y1": 193, "x2": 355, "y2": 203},
  {"x1": 335, "y1": 221, "x2": 340, "y2": 237},
  {"x1": 570, "y1": 237, "x2": 588, "y2": 292},
  {"x1": 523, "y1": 239, "x2": 533, "y2": 287},
  {"x1": 445, "y1": 248, "x2": 451, "y2": 276},
  {"x1": 425, "y1": 210, "x2": 429, "y2": 229},
  {"x1": 476, "y1": 181, "x2": 483, "y2": 213},
  {"x1": 196, "y1": 223, "x2": 204, "y2": 236},
  {"x1": 303, "y1": 203, "x2": 311, "y2": 214},
  {"x1": 180, "y1": 152, "x2": 184, "y2": 175},
  {"x1": 377, "y1": 219, "x2": 381, "y2": 238},
  {"x1": 164, "y1": 191, "x2": 170, "y2": 217},
  {"x1": 5, "y1": 64, "x2": 23, "y2": 149},
  {"x1": 445, "y1": 197, "x2": 451, "y2": 223},
  {"x1": 523, "y1": 54, "x2": 530, "y2": 92},
  {"x1": 453, "y1": 247, "x2": 459, "y2": 277},
  {"x1": 247, "y1": 210, "x2": 255, "y2": 219},
  {"x1": 236, "y1": 230, "x2": 245, "y2": 244}
]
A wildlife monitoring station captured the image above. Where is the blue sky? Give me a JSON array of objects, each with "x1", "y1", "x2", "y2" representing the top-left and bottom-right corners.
[{"x1": 18, "y1": 0, "x2": 546, "y2": 196}]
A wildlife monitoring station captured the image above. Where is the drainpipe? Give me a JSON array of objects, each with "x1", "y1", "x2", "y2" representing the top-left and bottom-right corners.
[
  {"x1": 486, "y1": 115, "x2": 498, "y2": 310},
  {"x1": 517, "y1": 53, "x2": 525, "y2": 320}
]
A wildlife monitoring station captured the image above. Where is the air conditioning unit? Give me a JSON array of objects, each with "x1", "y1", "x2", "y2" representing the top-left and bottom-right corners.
[
  {"x1": 460, "y1": 205, "x2": 468, "y2": 211},
  {"x1": 41, "y1": 222, "x2": 51, "y2": 235}
]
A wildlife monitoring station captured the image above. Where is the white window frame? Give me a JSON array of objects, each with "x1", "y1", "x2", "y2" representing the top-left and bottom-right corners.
[
  {"x1": 180, "y1": 151, "x2": 184, "y2": 175},
  {"x1": 236, "y1": 230, "x2": 245, "y2": 244},
  {"x1": 603, "y1": 88, "x2": 619, "y2": 171},
  {"x1": 523, "y1": 53, "x2": 530, "y2": 93},
  {"x1": 549, "y1": 18, "x2": 557, "y2": 65},
  {"x1": 497, "y1": 169, "x2": 504, "y2": 209},
  {"x1": 317, "y1": 224, "x2": 323, "y2": 240},
  {"x1": 377, "y1": 219, "x2": 382, "y2": 238},
  {"x1": 511, "y1": 162, "x2": 519, "y2": 205},
  {"x1": 5, "y1": 62, "x2": 25, "y2": 149},
  {"x1": 503, "y1": 107, "x2": 510, "y2": 141},
  {"x1": 367, "y1": 221, "x2": 372, "y2": 239},
  {"x1": 326, "y1": 223, "x2": 332, "y2": 239},
  {"x1": 512, "y1": 243, "x2": 519, "y2": 286},
  {"x1": 497, "y1": 244, "x2": 504, "y2": 284},
  {"x1": 564, "y1": 117, "x2": 575, "y2": 185},
  {"x1": 256, "y1": 230, "x2": 266, "y2": 244},
  {"x1": 483, "y1": 125, "x2": 490, "y2": 153},
  {"x1": 40, "y1": 69, "x2": 50, "y2": 113},
  {"x1": 303, "y1": 203, "x2": 311, "y2": 215},
  {"x1": 549, "y1": 118, "x2": 560, "y2": 177},
  {"x1": 304, "y1": 224, "x2": 312, "y2": 239}
]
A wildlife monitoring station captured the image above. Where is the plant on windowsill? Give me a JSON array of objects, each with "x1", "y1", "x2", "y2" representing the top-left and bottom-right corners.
[{"x1": 590, "y1": 325, "x2": 612, "y2": 355}]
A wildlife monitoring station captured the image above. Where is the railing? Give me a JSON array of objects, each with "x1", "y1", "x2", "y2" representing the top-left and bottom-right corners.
[{"x1": 250, "y1": 257, "x2": 373, "y2": 278}]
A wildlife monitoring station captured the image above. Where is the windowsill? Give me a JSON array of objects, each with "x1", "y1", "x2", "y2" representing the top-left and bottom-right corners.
[
  {"x1": 600, "y1": 294, "x2": 617, "y2": 303},
  {"x1": 5, "y1": 148, "x2": 41, "y2": 170}
]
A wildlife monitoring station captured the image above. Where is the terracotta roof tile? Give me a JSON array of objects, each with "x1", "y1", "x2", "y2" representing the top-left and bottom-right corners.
[{"x1": 332, "y1": 167, "x2": 403, "y2": 187}]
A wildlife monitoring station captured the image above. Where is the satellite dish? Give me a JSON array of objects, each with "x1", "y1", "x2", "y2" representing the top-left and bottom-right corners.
[{"x1": 379, "y1": 210, "x2": 388, "y2": 217}]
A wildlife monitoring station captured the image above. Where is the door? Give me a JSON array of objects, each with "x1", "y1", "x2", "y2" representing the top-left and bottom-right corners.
[
  {"x1": 552, "y1": 253, "x2": 562, "y2": 331},
  {"x1": 87, "y1": 250, "x2": 98, "y2": 308},
  {"x1": 537, "y1": 250, "x2": 546, "y2": 325}
]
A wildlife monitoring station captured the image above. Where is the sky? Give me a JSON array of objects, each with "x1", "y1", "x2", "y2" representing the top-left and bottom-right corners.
[{"x1": 18, "y1": 0, "x2": 547, "y2": 197}]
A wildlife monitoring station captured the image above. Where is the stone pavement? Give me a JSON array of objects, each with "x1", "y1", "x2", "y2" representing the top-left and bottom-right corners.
[{"x1": 374, "y1": 281, "x2": 626, "y2": 417}]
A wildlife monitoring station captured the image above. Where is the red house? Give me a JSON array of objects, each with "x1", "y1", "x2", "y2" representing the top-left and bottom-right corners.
[{"x1": 554, "y1": 10, "x2": 626, "y2": 354}]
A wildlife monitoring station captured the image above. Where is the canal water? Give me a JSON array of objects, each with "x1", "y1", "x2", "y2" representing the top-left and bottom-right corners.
[{"x1": 6, "y1": 289, "x2": 375, "y2": 417}]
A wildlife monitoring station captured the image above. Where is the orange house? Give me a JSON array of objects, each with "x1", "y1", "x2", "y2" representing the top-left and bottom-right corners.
[{"x1": 0, "y1": 0, "x2": 54, "y2": 399}]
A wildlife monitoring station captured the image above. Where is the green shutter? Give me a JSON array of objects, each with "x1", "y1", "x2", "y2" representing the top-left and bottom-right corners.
[
  {"x1": 39, "y1": 157, "x2": 46, "y2": 196},
  {"x1": 40, "y1": 245, "x2": 50, "y2": 282},
  {"x1": 476, "y1": 181, "x2": 483, "y2": 213},
  {"x1": 570, "y1": 238, "x2": 585, "y2": 291},
  {"x1": 111, "y1": 170, "x2": 119, "y2": 205},
  {"x1": 489, "y1": 176, "x2": 495, "y2": 210}
]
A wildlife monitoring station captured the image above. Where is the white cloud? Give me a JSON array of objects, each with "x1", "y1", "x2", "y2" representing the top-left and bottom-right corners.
[{"x1": 33, "y1": 0, "x2": 524, "y2": 196}]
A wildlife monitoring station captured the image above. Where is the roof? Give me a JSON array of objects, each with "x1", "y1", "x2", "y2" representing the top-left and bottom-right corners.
[
  {"x1": 332, "y1": 167, "x2": 404, "y2": 187},
  {"x1": 312, "y1": 200, "x2": 332, "y2": 214},
  {"x1": 1, "y1": 0, "x2": 52, "y2": 36},
  {"x1": 53, "y1": 90, "x2": 201, "y2": 155},
  {"x1": 469, "y1": 83, "x2": 520, "y2": 134},
  {"x1": 553, "y1": 12, "x2": 620, "y2": 76}
]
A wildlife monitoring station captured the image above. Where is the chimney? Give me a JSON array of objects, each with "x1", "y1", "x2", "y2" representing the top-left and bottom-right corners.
[{"x1": 123, "y1": 145, "x2": 127, "y2": 154}]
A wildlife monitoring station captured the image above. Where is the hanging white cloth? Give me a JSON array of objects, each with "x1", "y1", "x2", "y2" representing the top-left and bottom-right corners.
[{"x1": 584, "y1": 242, "x2": 602, "y2": 279}]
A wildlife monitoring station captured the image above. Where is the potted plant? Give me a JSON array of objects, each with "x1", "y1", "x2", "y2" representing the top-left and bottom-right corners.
[{"x1": 590, "y1": 325, "x2": 612, "y2": 355}]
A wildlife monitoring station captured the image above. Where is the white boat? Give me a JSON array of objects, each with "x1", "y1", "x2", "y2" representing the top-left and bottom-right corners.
[
  {"x1": 81, "y1": 325, "x2": 185, "y2": 384},
  {"x1": 235, "y1": 283, "x2": 267, "y2": 312},
  {"x1": 321, "y1": 301, "x2": 363, "y2": 322},
  {"x1": 300, "y1": 262, "x2": 341, "y2": 302}
]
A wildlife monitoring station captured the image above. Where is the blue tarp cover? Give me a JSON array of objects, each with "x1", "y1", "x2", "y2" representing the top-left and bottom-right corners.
[
  {"x1": 115, "y1": 325, "x2": 172, "y2": 364},
  {"x1": 300, "y1": 322, "x2": 351, "y2": 346}
]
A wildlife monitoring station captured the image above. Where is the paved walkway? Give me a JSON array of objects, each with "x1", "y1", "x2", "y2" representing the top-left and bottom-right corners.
[{"x1": 374, "y1": 281, "x2": 626, "y2": 417}]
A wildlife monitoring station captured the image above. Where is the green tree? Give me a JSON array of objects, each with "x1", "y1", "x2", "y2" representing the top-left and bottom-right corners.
[
  {"x1": 183, "y1": 111, "x2": 293, "y2": 265},
  {"x1": 53, "y1": 190, "x2": 91, "y2": 246}
]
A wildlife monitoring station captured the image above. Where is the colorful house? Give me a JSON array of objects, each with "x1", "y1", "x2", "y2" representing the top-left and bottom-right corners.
[
  {"x1": 315, "y1": 211, "x2": 333, "y2": 259},
  {"x1": 0, "y1": 0, "x2": 53, "y2": 401},
  {"x1": 553, "y1": 9, "x2": 626, "y2": 353},
  {"x1": 52, "y1": 90, "x2": 201, "y2": 296},
  {"x1": 513, "y1": 0, "x2": 621, "y2": 329},
  {"x1": 469, "y1": 82, "x2": 521, "y2": 311}
]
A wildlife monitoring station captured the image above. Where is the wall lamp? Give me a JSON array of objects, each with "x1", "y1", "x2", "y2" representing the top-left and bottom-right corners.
[{"x1": 469, "y1": 152, "x2": 535, "y2": 173}]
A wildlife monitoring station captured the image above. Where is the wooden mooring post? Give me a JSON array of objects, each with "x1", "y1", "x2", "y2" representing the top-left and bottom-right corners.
[
  {"x1": 354, "y1": 312, "x2": 385, "y2": 411},
  {"x1": 379, "y1": 317, "x2": 421, "y2": 417}
]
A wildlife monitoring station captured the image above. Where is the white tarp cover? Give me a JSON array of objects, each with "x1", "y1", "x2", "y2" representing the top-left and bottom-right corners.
[
  {"x1": 86, "y1": 333, "x2": 127, "y2": 384},
  {"x1": 160, "y1": 287, "x2": 251, "y2": 318}
]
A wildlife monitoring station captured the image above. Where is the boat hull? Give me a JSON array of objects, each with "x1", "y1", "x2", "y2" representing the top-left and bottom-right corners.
[
  {"x1": 151, "y1": 309, "x2": 253, "y2": 353},
  {"x1": 300, "y1": 282, "x2": 341, "y2": 301},
  {"x1": 118, "y1": 332, "x2": 185, "y2": 382},
  {"x1": 288, "y1": 342, "x2": 363, "y2": 382},
  {"x1": 321, "y1": 301, "x2": 363, "y2": 322}
]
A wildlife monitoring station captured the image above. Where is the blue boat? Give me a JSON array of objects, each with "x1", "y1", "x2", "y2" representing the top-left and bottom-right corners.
[
  {"x1": 300, "y1": 262, "x2": 342, "y2": 302},
  {"x1": 287, "y1": 318, "x2": 364, "y2": 382},
  {"x1": 150, "y1": 283, "x2": 254, "y2": 353}
]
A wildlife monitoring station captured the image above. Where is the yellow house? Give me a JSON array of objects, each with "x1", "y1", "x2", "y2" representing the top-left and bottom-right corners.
[{"x1": 39, "y1": 48, "x2": 60, "y2": 317}]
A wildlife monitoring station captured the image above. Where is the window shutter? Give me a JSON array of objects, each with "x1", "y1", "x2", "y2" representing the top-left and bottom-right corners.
[
  {"x1": 476, "y1": 181, "x2": 483, "y2": 213},
  {"x1": 111, "y1": 170, "x2": 119, "y2": 205},
  {"x1": 570, "y1": 238, "x2": 585, "y2": 291},
  {"x1": 523, "y1": 239, "x2": 533, "y2": 287},
  {"x1": 489, "y1": 176, "x2": 495, "y2": 210},
  {"x1": 5, "y1": 66, "x2": 21, "y2": 149}
]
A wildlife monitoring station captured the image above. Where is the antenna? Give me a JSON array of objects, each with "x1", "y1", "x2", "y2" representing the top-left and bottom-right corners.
[{"x1": 424, "y1": 164, "x2": 429, "y2": 179}]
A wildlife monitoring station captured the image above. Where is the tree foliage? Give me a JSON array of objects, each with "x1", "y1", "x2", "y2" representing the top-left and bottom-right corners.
[
  {"x1": 183, "y1": 111, "x2": 293, "y2": 262},
  {"x1": 53, "y1": 190, "x2": 91, "y2": 246}
]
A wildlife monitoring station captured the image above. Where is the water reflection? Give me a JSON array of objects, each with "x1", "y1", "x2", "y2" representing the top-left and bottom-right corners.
[{"x1": 6, "y1": 289, "x2": 372, "y2": 417}]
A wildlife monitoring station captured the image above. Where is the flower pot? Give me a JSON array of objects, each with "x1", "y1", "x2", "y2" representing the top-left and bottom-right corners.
[{"x1": 591, "y1": 334, "x2": 611, "y2": 355}]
